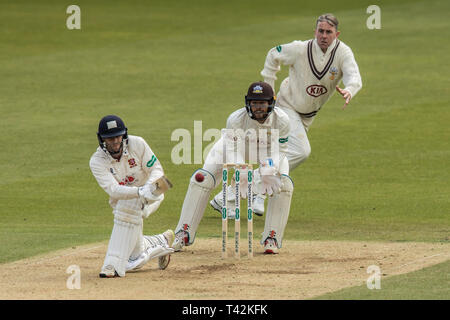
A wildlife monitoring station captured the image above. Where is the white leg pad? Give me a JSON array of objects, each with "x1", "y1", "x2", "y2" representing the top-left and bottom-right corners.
[
  {"x1": 102, "y1": 199, "x2": 143, "y2": 277},
  {"x1": 260, "y1": 175, "x2": 294, "y2": 248},
  {"x1": 142, "y1": 194, "x2": 164, "y2": 219},
  {"x1": 126, "y1": 234, "x2": 174, "y2": 271},
  {"x1": 175, "y1": 169, "x2": 216, "y2": 245},
  {"x1": 129, "y1": 224, "x2": 144, "y2": 261}
]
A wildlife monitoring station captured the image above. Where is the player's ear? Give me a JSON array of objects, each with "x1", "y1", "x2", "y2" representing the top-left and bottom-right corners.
[{"x1": 335, "y1": 31, "x2": 341, "y2": 38}]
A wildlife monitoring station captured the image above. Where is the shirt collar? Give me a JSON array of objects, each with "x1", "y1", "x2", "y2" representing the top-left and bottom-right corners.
[
  {"x1": 99, "y1": 147, "x2": 128, "y2": 163},
  {"x1": 313, "y1": 38, "x2": 337, "y2": 57}
]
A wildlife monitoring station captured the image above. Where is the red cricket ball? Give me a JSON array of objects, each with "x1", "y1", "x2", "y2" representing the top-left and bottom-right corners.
[{"x1": 195, "y1": 172, "x2": 204, "y2": 182}]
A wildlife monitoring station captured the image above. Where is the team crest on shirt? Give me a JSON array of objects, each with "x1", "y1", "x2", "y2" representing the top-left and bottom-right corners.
[
  {"x1": 119, "y1": 175, "x2": 135, "y2": 185},
  {"x1": 329, "y1": 66, "x2": 338, "y2": 80},
  {"x1": 128, "y1": 158, "x2": 137, "y2": 168}
]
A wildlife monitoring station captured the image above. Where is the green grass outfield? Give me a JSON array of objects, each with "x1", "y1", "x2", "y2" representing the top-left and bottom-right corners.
[
  {"x1": 314, "y1": 259, "x2": 450, "y2": 300},
  {"x1": 0, "y1": 0, "x2": 448, "y2": 299}
]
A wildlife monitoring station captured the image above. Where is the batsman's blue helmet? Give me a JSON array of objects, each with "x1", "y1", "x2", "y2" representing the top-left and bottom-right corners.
[{"x1": 97, "y1": 115, "x2": 128, "y2": 151}]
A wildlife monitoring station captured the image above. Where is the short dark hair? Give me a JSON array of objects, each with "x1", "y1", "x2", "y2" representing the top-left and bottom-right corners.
[{"x1": 316, "y1": 13, "x2": 339, "y2": 31}]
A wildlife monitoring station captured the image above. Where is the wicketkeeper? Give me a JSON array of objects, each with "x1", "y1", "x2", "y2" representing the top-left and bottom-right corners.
[
  {"x1": 173, "y1": 82, "x2": 294, "y2": 254},
  {"x1": 89, "y1": 115, "x2": 175, "y2": 278}
]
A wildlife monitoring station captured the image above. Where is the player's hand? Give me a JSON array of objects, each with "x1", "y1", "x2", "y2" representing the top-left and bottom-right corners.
[
  {"x1": 138, "y1": 183, "x2": 162, "y2": 204},
  {"x1": 261, "y1": 175, "x2": 282, "y2": 196},
  {"x1": 259, "y1": 163, "x2": 277, "y2": 176},
  {"x1": 336, "y1": 86, "x2": 352, "y2": 109},
  {"x1": 254, "y1": 163, "x2": 282, "y2": 196}
]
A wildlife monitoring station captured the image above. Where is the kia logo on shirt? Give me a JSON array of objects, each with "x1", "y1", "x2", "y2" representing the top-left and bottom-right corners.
[{"x1": 306, "y1": 85, "x2": 328, "y2": 97}]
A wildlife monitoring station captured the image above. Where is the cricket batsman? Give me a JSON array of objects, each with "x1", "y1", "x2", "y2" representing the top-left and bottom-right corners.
[
  {"x1": 89, "y1": 115, "x2": 175, "y2": 278},
  {"x1": 219, "y1": 13, "x2": 363, "y2": 215},
  {"x1": 173, "y1": 82, "x2": 293, "y2": 254}
]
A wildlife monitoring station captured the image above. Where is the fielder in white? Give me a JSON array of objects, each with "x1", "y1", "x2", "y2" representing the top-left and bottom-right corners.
[
  {"x1": 173, "y1": 82, "x2": 293, "y2": 254},
  {"x1": 89, "y1": 115, "x2": 175, "y2": 278},
  {"x1": 245, "y1": 13, "x2": 363, "y2": 215}
]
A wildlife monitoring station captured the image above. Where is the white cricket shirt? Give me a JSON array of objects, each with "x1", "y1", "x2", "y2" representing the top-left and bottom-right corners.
[
  {"x1": 89, "y1": 135, "x2": 164, "y2": 208},
  {"x1": 225, "y1": 107, "x2": 290, "y2": 169},
  {"x1": 261, "y1": 38, "x2": 362, "y2": 121}
]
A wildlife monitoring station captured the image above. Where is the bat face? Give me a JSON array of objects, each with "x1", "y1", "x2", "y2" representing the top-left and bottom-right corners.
[{"x1": 153, "y1": 176, "x2": 173, "y2": 196}]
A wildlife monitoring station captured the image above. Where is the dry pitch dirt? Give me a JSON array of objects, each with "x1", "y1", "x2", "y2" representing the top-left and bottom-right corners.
[{"x1": 0, "y1": 239, "x2": 448, "y2": 300}]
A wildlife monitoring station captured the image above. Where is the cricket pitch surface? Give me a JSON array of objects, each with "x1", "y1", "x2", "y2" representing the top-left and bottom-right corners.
[{"x1": 0, "y1": 239, "x2": 448, "y2": 299}]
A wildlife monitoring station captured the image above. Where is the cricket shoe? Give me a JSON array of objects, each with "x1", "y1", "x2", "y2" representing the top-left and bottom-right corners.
[
  {"x1": 158, "y1": 229, "x2": 175, "y2": 270},
  {"x1": 172, "y1": 230, "x2": 189, "y2": 252},
  {"x1": 158, "y1": 254, "x2": 171, "y2": 270},
  {"x1": 252, "y1": 194, "x2": 265, "y2": 217},
  {"x1": 162, "y1": 229, "x2": 175, "y2": 247},
  {"x1": 209, "y1": 193, "x2": 236, "y2": 219},
  {"x1": 263, "y1": 237, "x2": 279, "y2": 254},
  {"x1": 210, "y1": 191, "x2": 264, "y2": 217},
  {"x1": 99, "y1": 265, "x2": 119, "y2": 278}
]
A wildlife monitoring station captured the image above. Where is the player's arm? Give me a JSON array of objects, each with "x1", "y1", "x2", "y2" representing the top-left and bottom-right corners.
[
  {"x1": 260, "y1": 41, "x2": 303, "y2": 90},
  {"x1": 137, "y1": 137, "x2": 172, "y2": 203},
  {"x1": 89, "y1": 157, "x2": 140, "y2": 200},
  {"x1": 139, "y1": 137, "x2": 165, "y2": 184},
  {"x1": 89, "y1": 151, "x2": 162, "y2": 203},
  {"x1": 336, "y1": 46, "x2": 362, "y2": 109}
]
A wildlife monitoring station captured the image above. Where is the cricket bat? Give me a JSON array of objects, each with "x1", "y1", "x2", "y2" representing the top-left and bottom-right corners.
[{"x1": 152, "y1": 175, "x2": 173, "y2": 196}]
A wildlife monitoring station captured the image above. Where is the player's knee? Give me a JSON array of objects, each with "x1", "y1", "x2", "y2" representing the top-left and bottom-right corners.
[
  {"x1": 280, "y1": 174, "x2": 294, "y2": 193},
  {"x1": 288, "y1": 144, "x2": 311, "y2": 170},
  {"x1": 304, "y1": 143, "x2": 311, "y2": 159},
  {"x1": 298, "y1": 142, "x2": 311, "y2": 161},
  {"x1": 114, "y1": 200, "x2": 143, "y2": 225},
  {"x1": 190, "y1": 168, "x2": 215, "y2": 190},
  {"x1": 115, "y1": 199, "x2": 144, "y2": 216}
]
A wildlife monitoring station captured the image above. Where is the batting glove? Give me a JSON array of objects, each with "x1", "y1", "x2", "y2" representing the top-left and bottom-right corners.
[
  {"x1": 138, "y1": 183, "x2": 162, "y2": 204},
  {"x1": 256, "y1": 160, "x2": 282, "y2": 196}
]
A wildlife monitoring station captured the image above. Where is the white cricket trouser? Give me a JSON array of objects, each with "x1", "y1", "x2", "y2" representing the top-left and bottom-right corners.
[
  {"x1": 279, "y1": 107, "x2": 312, "y2": 171},
  {"x1": 103, "y1": 197, "x2": 163, "y2": 276}
]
